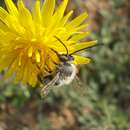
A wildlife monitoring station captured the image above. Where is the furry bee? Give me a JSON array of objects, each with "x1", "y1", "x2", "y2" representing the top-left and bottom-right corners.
[{"x1": 38, "y1": 36, "x2": 100, "y2": 95}]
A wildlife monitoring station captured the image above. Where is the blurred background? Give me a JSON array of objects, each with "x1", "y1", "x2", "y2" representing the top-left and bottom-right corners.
[{"x1": 0, "y1": 0, "x2": 130, "y2": 130}]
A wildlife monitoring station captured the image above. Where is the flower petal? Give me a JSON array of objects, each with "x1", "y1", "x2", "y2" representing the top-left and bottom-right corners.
[
  {"x1": 73, "y1": 55, "x2": 91, "y2": 64},
  {"x1": 69, "y1": 40, "x2": 97, "y2": 54},
  {"x1": 42, "y1": 0, "x2": 55, "y2": 26},
  {"x1": 35, "y1": 50, "x2": 41, "y2": 63},
  {"x1": 33, "y1": 0, "x2": 41, "y2": 24},
  {"x1": 45, "y1": 0, "x2": 69, "y2": 35},
  {"x1": 66, "y1": 12, "x2": 88, "y2": 29},
  {"x1": 53, "y1": 0, "x2": 68, "y2": 22},
  {"x1": 59, "y1": 10, "x2": 73, "y2": 26},
  {"x1": 75, "y1": 23, "x2": 89, "y2": 31},
  {"x1": 69, "y1": 32, "x2": 90, "y2": 42},
  {"x1": 0, "y1": 7, "x2": 9, "y2": 26},
  {"x1": 17, "y1": 0, "x2": 35, "y2": 34},
  {"x1": 28, "y1": 47, "x2": 33, "y2": 57},
  {"x1": 5, "y1": 0, "x2": 18, "y2": 16}
]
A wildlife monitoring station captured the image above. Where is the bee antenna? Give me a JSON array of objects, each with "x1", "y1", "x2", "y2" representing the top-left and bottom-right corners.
[
  {"x1": 69, "y1": 43, "x2": 104, "y2": 55},
  {"x1": 54, "y1": 36, "x2": 69, "y2": 55}
]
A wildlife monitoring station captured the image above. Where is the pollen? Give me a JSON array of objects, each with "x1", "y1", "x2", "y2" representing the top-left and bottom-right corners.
[{"x1": 0, "y1": 0, "x2": 97, "y2": 86}]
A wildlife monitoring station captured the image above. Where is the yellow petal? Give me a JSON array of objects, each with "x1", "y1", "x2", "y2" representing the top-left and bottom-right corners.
[
  {"x1": 28, "y1": 47, "x2": 33, "y2": 58},
  {"x1": 3, "y1": 56, "x2": 18, "y2": 79},
  {"x1": 18, "y1": 53, "x2": 23, "y2": 66},
  {"x1": 45, "y1": 0, "x2": 69, "y2": 35},
  {"x1": 35, "y1": 50, "x2": 41, "y2": 63},
  {"x1": 42, "y1": 0, "x2": 55, "y2": 26},
  {"x1": 33, "y1": 0, "x2": 41, "y2": 24},
  {"x1": 59, "y1": 10, "x2": 73, "y2": 26},
  {"x1": 66, "y1": 12, "x2": 88, "y2": 29},
  {"x1": 17, "y1": 0, "x2": 34, "y2": 34},
  {"x1": 73, "y1": 55, "x2": 91, "y2": 64},
  {"x1": 0, "y1": 20, "x2": 9, "y2": 31},
  {"x1": 53, "y1": 0, "x2": 68, "y2": 22},
  {"x1": 5, "y1": 0, "x2": 18, "y2": 16},
  {"x1": 0, "y1": 56, "x2": 11, "y2": 72},
  {"x1": 69, "y1": 40, "x2": 97, "y2": 54},
  {"x1": 70, "y1": 32, "x2": 90, "y2": 42},
  {"x1": 75, "y1": 23, "x2": 89, "y2": 31},
  {"x1": 0, "y1": 7, "x2": 9, "y2": 26},
  {"x1": 15, "y1": 60, "x2": 25, "y2": 82},
  {"x1": 23, "y1": 64, "x2": 30, "y2": 84},
  {"x1": 0, "y1": 7, "x2": 23, "y2": 34}
]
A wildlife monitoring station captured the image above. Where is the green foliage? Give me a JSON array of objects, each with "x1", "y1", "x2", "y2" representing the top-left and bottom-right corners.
[{"x1": 0, "y1": 0, "x2": 130, "y2": 130}]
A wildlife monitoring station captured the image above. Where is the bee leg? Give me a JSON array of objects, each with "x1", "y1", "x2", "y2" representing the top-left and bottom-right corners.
[
  {"x1": 35, "y1": 64, "x2": 41, "y2": 70},
  {"x1": 44, "y1": 66, "x2": 52, "y2": 73},
  {"x1": 51, "y1": 59, "x2": 58, "y2": 65},
  {"x1": 35, "y1": 61, "x2": 52, "y2": 74},
  {"x1": 54, "y1": 80, "x2": 62, "y2": 87},
  {"x1": 44, "y1": 59, "x2": 58, "y2": 74},
  {"x1": 41, "y1": 72, "x2": 60, "y2": 96},
  {"x1": 37, "y1": 74, "x2": 44, "y2": 84}
]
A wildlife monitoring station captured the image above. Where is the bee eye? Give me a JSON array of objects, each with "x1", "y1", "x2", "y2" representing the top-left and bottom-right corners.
[
  {"x1": 59, "y1": 54, "x2": 74, "y2": 62},
  {"x1": 71, "y1": 56, "x2": 74, "y2": 61},
  {"x1": 68, "y1": 55, "x2": 74, "y2": 61},
  {"x1": 59, "y1": 55, "x2": 67, "y2": 61}
]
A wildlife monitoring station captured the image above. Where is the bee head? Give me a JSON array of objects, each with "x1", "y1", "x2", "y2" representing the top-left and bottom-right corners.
[{"x1": 59, "y1": 54, "x2": 74, "y2": 62}]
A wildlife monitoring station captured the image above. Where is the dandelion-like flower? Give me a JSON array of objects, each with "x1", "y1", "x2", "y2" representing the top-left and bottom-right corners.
[{"x1": 0, "y1": 0, "x2": 97, "y2": 86}]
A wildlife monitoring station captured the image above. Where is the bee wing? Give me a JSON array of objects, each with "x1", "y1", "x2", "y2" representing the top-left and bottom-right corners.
[
  {"x1": 71, "y1": 76, "x2": 88, "y2": 96},
  {"x1": 41, "y1": 72, "x2": 60, "y2": 96}
]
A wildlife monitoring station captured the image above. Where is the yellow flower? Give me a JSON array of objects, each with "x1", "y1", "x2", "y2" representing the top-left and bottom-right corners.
[{"x1": 0, "y1": 0, "x2": 97, "y2": 86}]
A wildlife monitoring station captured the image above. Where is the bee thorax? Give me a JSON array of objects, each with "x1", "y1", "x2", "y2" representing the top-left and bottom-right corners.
[{"x1": 56, "y1": 63, "x2": 77, "y2": 87}]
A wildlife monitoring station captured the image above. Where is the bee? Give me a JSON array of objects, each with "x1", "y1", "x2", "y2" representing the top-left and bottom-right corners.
[{"x1": 38, "y1": 36, "x2": 100, "y2": 96}]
